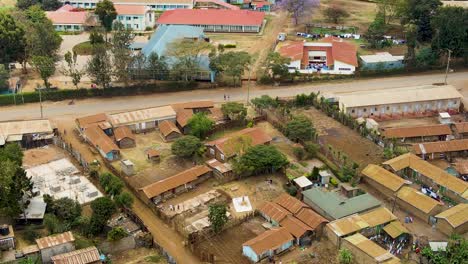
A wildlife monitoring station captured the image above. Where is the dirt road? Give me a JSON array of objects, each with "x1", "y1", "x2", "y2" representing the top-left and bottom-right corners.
[{"x1": 0, "y1": 71, "x2": 466, "y2": 121}]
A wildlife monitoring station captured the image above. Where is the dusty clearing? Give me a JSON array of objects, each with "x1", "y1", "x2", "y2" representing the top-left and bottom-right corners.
[
  {"x1": 299, "y1": 107, "x2": 384, "y2": 168},
  {"x1": 23, "y1": 145, "x2": 66, "y2": 168},
  {"x1": 110, "y1": 247, "x2": 168, "y2": 264}
]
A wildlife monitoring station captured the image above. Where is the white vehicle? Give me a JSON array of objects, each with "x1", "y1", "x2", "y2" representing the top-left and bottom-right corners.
[{"x1": 278, "y1": 33, "x2": 286, "y2": 41}]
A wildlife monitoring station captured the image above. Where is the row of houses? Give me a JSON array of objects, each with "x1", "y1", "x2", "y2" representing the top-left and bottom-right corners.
[{"x1": 0, "y1": 119, "x2": 56, "y2": 148}]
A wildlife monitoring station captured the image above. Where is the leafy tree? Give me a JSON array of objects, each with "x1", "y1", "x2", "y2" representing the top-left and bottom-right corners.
[
  {"x1": 221, "y1": 102, "x2": 247, "y2": 121},
  {"x1": 0, "y1": 65, "x2": 8, "y2": 91},
  {"x1": 210, "y1": 51, "x2": 251, "y2": 86},
  {"x1": 112, "y1": 21, "x2": 134, "y2": 85},
  {"x1": 115, "y1": 192, "x2": 134, "y2": 208},
  {"x1": 16, "y1": 0, "x2": 38, "y2": 10},
  {"x1": 431, "y1": 6, "x2": 468, "y2": 58},
  {"x1": 94, "y1": 0, "x2": 117, "y2": 40},
  {"x1": 338, "y1": 248, "x2": 353, "y2": 264},
  {"x1": 0, "y1": 143, "x2": 24, "y2": 165},
  {"x1": 41, "y1": 0, "x2": 62, "y2": 11},
  {"x1": 266, "y1": 52, "x2": 291, "y2": 82},
  {"x1": 421, "y1": 235, "x2": 467, "y2": 264},
  {"x1": 233, "y1": 145, "x2": 288, "y2": 176},
  {"x1": 87, "y1": 44, "x2": 113, "y2": 88},
  {"x1": 63, "y1": 51, "x2": 84, "y2": 89},
  {"x1": 324, "y1": 5, "x2": 349, "y2": 24},
  {"x1": 282, "y1": 0, "x2": 311, "y2": 25},
  {"x1": 400, "y1": 0, "x2": 442, "y2": 42},
  {"x1": 167, "y1": 39, "x2": 212, "y2": 82},
  {"x1": 89, "y1": 29, "x2": 105, "y2": 45},
  {"x1": 416, "y1": 47, "x2": 438, "y2": 67},
  {"x1": 44, "y1": 213, "x2": 68, "y2": 234},
  {"x1": 366, "y1": 12, "x2": 387, "y2": 49},
  {"x1": 187, "y1": 113, "x2": 214, "y2": 139},
  {"x1": 31, "y1": 55, "x2": 55, "y2": 89},
  {"x1": 99, "y1": 172, "x2": 124, "y2": 196},
  {"x1": 285, "y1": 115, "x2": 315, "y2": 142},
  {"x1": 46, "y1": 197, "x2": 82, "y2": 224},
  {"x1": 403, "y1": 23, "x2": 418, "y2": 67},
  {"x1": 293, "y1": 146, "x2": 306, "y2": 160},
  {"x1": 171, "y1": 136, "x2": 203, "y2": 158},
  {"x1": 376, "y1": 0, "x2": 399, "y2": 25},
  {"x1": 286, "y1": 185, "x2": 297, "y2": 196},
  {"x1": 89, "y1": 197, "x2": 116, "y2": 235},
  {"x1": 208, "y1": 203, "x2": 228, "y2": 233},
  {"x1": 146, "y1": 52, "x2": 168, "y2": 79},
  {"x1": 107, "y1": 227, "x2": 128, "y2": 241},
  {"x1": 310, "y1": 167, "x2": 320, "y2": 181},
  {"x1": 251, "y1": 95, "x2": 278, "y2": 109},
  {"x1": 0, "y1": 12, "x2": 26, "y2": 65},
  {"x1": 304, "y1": 141, "x2": 319, "y2": 158}
]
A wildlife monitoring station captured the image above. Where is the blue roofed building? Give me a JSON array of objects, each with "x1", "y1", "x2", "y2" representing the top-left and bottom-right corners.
[{"x1": 141, "y1": 25, "x2": 214, "y2": 82}]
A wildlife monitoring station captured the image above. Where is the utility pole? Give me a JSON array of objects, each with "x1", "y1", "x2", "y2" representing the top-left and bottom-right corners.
[
  {"x1": 39, "y1": 88, "x2": 43, "y2": 118},
  {"x1": 246, "y1": 65, "x2": 252, "y2": 105},
  {"x1": 444, "y1": 49, "x2": 452, "y2": 85}
]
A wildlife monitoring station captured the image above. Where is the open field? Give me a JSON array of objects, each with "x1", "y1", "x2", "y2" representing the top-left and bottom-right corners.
[{"x1": 110, "y1": 247, "x2": 168, "y2": 264}]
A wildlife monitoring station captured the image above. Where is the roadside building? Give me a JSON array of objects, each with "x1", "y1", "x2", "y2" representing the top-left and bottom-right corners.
[
  {"x1": 302, "y1": 188, "x2": 381, "y2": 220},
  {"x1": 280, "y1": 215, "x2": 313, "y2": 246},
  {"x1": 383, "y1": 153, "x2": 468, "y2": 203},
  {"x1": 341, "y1": 233, "x2": 400, "y2": 264},
  {"x1": 157, "y1": 9, "x2": 266, "y2": 33},
  {"x1": 113, "y1": 126, "x2": 136, "y2": 148},
  {"x1": 395, "y1": 187, "x2": 443, "y2": 223},
  {"x1": 258, "y1": 201, "x2": 291, "y2": 226},
  {"x1": 434, "y1": 204, "x2": 468, "y2": 236},
  {"x1": 361, "y1": 164, "x2": 410, "y2": 198},
  {"x1": 413, "y1": 139, "x2": 468, "y2": 160},
  {"x1": 36, "y1": 231, "x2": 75, "y2": 264},
  {"x1": 63, "y1": 0, "x2": 194, "y2": 11},
  {"x1": 83, "y1": 125, "x2": 120, "y2": 161},
  {"x1": 359, "y1": 52, "x2": 404, "y2": 70},
  {"x1": 109, "y1": 105, "x2": 177, "y2": 133},
  {"x1": 51, "y1": 246, "x2": 101, "y2": 264},
  {"x1": 76, "y1": 113, "x2": 113, "y2": 136},
  {"x1": 46, "y1": 4, "x2": 98, "y2": 32},
  {"x1": 171, "y1": 101, "x2": 221, "y2": 133},
  {"x1": 325, "y1": 214, "x2": 369, "y2": 246},
  {"x1": 0, "y1": 225, "x2": 15, "y2": 250},
  {"x1": 381, "y1": 124, "x2": 452, "y2": 143},
  {"x1": 158, "y1": 120, "x2": 182, "y2": 142},
  {"x1": 140, "y1": 165, "x2": 212, "y2": 204},
  {"x1": 0, "y1": 119, "x2": 55, "y2": 148},
  {"x1": 242, "y1": 227, "x2": 294, "y2": 263},
  {"x1": 338, "y1": 85, "x2": 463, "y2": 118},
  {"x1": 206, "y1": 127, "x2": 272, "y2": 162},
  {"x1": 114, "y1": 4, "x2": 155, "y2": 31},
  {"x1": 278, "y1": 37, "x2": 358, "y2": 75}
]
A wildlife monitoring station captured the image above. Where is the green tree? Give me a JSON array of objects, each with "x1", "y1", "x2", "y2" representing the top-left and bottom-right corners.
[
  {"x1": 221, "y1": 102, "x2": 247, "y2": 121},
  {"x1": 94, "y1": 0, "x2": 117, "y2": 40},
  {"x1": 310, "y1": 167, "x2": 320, "y2": 181},
  {"x1": 99, "y1": 172, "x2": 124, "y2": 196},
  {"x1": 63, "y1": 51, "x2": 84, "y2": 89},
  {"x1": 285, "y1": 115, "x2": 315, "y2": 142},
  {"x1": 44, "y1": 213, "x2": 68, "y2": 234},
  {"x1": 210, "y1": 51, "x2": 251, "y2": 86},
  {"x1": 87, "y1": 44, "x2": 113, "y2": 88},
  {"x1": 233, "y1": 145, "x2": 288, "y2": 176},
  {"x1": 23, "y1": 225, "x2": 39, "y2": 243},
  {"x1": 171, "y1": 135, "x2": 203, "y2": 158},
  {"x1": 107, "y1": 227, "x2": 128, "y2": 241},
  {"x1": 0, "y1": 12, "x2": 26, "y2": 65},
  {"x1": 416, "y1": 47, "x2": 438, "y2": 67},
  {"x1": 400, "y1": 0, "x2": 442, "y2": 42},
  {"x1": 46, "y1": 197, "x2": 82, "y2": 224},
  {"x1": 251, "y1": 95, "x2": 278, "y2": 109},
  {"x1": 304, "y1": 141, "x2": 319, "y2": 158},
  {"x1": 338, "y1": 248, "x2": 353, "y2": 264},
  {"x1": 293, "y1": 146, "x2": 306, "y2": 160},
  {"x1": 115, "y1": 192, "x2": 134, "y2": 208},
  {"x1": 266, "y1": 52, "x2": 291, "y2": 82},
  {"x1": 323, "y1": 5, "x2": 349, "y2": 24},
  {"x1": 16, "y1": 0, "x2": 39, "y2": 10},
  {"x1": 404, "y1": 23, "x2": 418, "y2": 67},
  {"x1": 112, "y1": 21, "x2": 134, "y2": 85},
  {"x1": 167, "y1": 39, "x2": 212, "y2": 82},
  {"x1": 41, "y1": 0, "x2": 62, "y2": 11},
  {"x1": 89, "y1": 197, "x2": 116, "y2": 235},
  {"x1": 431, "y1": 6, "x2": 468, "y2": 58},
  {"x1": 0, "y1": 65, "x2": 9, "y2": 91},
  {"x1": 146, "y1": 52, "x2": 169, "y2": 79},
  {"x1": 89, "y1": 29, "x2": 105, "y2": 45},
  {"x1": 366, "y1": 12, "x2": 387, "y2": 49},
  {"x1": 208, "y1": 203, "x2": 228, "y2": 233},
  {"x1": 187, "y1": 113, "x2": 214, "y2": 139},
  {"x1": 31, "y1": 55, "x2": 55, "y2": 89}
]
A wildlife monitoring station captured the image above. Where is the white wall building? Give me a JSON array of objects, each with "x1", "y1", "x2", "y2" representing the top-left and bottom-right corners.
[
  {"x1": 115, "y1": 4, "x2": 155, "y2": 30},
  {"x1": 61, "y1": 0, "x2": 194, "y2": 11}
]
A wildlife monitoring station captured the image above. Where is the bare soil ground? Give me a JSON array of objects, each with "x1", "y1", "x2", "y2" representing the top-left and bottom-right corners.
[
  {"x1": 299, "y1": 107, "x2": 384, "y2": 168},
  {"x1": 23, "y1": 145, "x2": 66, "y2": 168},
  {"x1": 110, "y1": 247, "x2": 168, "y2": 264},
  {"x1": 279, "y1": 239, "x2": 339, "y2": 264}
]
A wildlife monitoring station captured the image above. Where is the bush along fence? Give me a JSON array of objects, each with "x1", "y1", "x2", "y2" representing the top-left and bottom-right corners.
[{"x1": 0, "y1": 81, "x2": 201, "y2": 106}]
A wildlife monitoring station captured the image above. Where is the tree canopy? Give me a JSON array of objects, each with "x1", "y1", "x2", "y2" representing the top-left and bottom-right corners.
[
  {"x1": 400, "y1": 0, "x2": 442, "y2": 42},
  {"x1": 112, "y1": 21, "x2": 134, "y2": 84},
  {"x1": 285, "y1": 115, "x2": 315, "y2": 142},
  {"x1": 89, "y1": 197, "x2": 116, "y2": 235},
  {"x1": 95, "y1": 0, "x2": 117, "y2": 36},
  {"x1": 31, "y1": 55, "x2": 56, "y2": 89},
  {"x1": 266, "y1": 52, "x2": 291, "y2": 82},
  {"x1": 221, "y1": 102, "x2": 247, "y2": 121},
  {"x1": 208, "y1": 203, "x2": 228, "y2": 233},
  {"x1": 167, "y1": 39, "x2": 212, "y2": 82},
  {"x1": 210, "y1": 51, "x2": 251, "y2": 86},
  {"x1": 233, "y1": 145, "x2": 288, "y2": 176},
  {"x1": 115, "y1": 192, "x2": 134, "y2": 208},
  {"x1": 251, "y1": 95, "x2": 278, "y2": 109},
  {"x1": 431, "y1": 6, "x2": 468, "y2": 57},
  {"x1": 187, "y1": 113, "x2": 214, "y2": 139},
  {"x1": 87, "y1": 44, "x2": 113, "y2": 88},
  {"x1": 324, "y1": 5, "x2": 349, "y2": 24},
  {"x1": 171, "y1": 135, "x2": 203, "y2": 158},
  {"x1": 99, "y1": 172, "x2": 124, "y2": 196},
  {"x1": 0, "y1": 12, "x2": 26, "y2": 64}
]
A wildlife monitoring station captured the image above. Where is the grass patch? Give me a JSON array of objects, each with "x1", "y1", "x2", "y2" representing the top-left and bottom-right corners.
[
  {"x1": 145, "y1": 254, "x2": 164, "y2": 263},
  {"x1": 74, "y1": 235, "x2": 95, "y2": 249},
  {"x1": 73, "y1": 41, "x2": 94, "y2": 56}
]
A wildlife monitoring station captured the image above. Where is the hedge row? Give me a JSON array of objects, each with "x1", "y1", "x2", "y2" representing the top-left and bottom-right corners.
[{"x1": 0, "y1": 81, "x2": 199, "y2": 106}]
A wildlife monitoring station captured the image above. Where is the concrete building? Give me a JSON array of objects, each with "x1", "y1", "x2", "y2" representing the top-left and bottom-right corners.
[
  {"x1": 0, "y1": 119, "x2": 55, "y2": 148},
  {"x1": 381, "y1": 124, "x2": 452, "y2": 143},
  {"x1": 51, "y1": 246, "x2": 101, "y2": 264},
  {"x1": 395, "y1": 187, "x2": 443, "y2": 223},
  {"x1": 242, "y1": 227, "x2": 294, "y2": 263},
  {"x1": 62, "y1": 0, "x2": 194, "y2": 11},
  {"x1": 302, "y1": 188, "x2": 381, "y2": 220},
  {"x1": 383, "y1": 153, "x2": 468, "y2": 203},
  {"x1": 109, "y1": 105, "x2": 177, "y2": 133},
  {"x1": 0, "y1": 225, "x2": 15, "y2": 250},
  {"x1": 206, "y1": 127, "x2": 272, "y2": 162},
  {"x1": 413, "y1": 139, "x2": 468, "y2": 160},
  {"x1": 157, "y1": 9, "x2": 265, "y2": 33},
  {"x1": 114, "y1": 4, "x2": 156, "y2": 31},
  {"x1": 46, "y1": 5, "x2": 98, "y2": 32},
  {"x1": 278, "y1": 37, "x2": 358, "y2": 75},
  {"x1": 113, "y1": 126, "x2": 136, "y2": 148},
  {"x1": 359, "y1": 52, "x2": 404, "y2": 70},
  {"x1": 361, "y1": 164, "x2": 410, "y2": 198},
  {"x1": 434, "y1": 204, "x2": 468, "y2": 236},
  {"x1": 158, "y1": 120, "x2": 181, "y2": 142},
  {"x1": 36, "y1": 231, "x2": 75, "y2": 264},
  {"x1": 141, "y1": 165, "x2": 212, "y2": 204},
  {"x1": 341, "y1": 233, "x2": 400, "y2": 264},
  {"x1": 338, "y1": 85, "x2": 463, "y2": 118}
]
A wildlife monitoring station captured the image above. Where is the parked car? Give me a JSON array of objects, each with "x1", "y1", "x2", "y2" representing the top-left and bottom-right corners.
[{"x1": 278, "y1": 33, "x2": 286, "y2": 41}]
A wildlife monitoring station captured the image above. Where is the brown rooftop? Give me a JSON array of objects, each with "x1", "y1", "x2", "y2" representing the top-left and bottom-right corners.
[
  {"x1": 84, "y1": 125, "x2": 119, "y2": 154},
  {"x1": 435, "y1": 203, "x2": 468, "y2": 228},
  {"x1": 242, "y1": 227, "x2": 293, "y2": 255},
  {"x1": 141, "y1": 165, "x2": 212, "y2": 199},
  {"x1": 280, "y1": 215, "x2": 312, "y2": 238},
  {"x1": 146, "y1": 149, "x2": 160, "y2": 158},
  {"x1": 76, "y1": 113, "x2": 111, "y2": 130},
  {"x1": 159, "y1": 120, "x2": 181, "y2": 137},
  {"x1": 294, "y1": 208, "x2": 328, "y2": 230},
  {"x1": 175, "y1": 109, "x2": 194, "y2": 128},
  {"x1": 382, "y1": 124, "x2": 451, "y2": 139},
  {"x1": 454, "y1": 159, "x2": 468, "y2": 175},
  {"x1": 114, "y1": 126, "x2": 135, "y2": 142},
  {"x1": 413, "y1": 139, "x2": 468, "y2": 155},
  {"x1": 273, "y1": 193, "x2": 308, "y2": 214},
  {"x1": 360, "y1": 207, "x2": 397, "y2": 228},
  {"x1": 258, "y1": 201, "x2": 291, "y2": 223},
  {"x1": 51, "y1": 246, "x2": 100, "y2": 264},
  {"x1": 396, "y1": 187, "x2": 442, "y2": 214},
  {"x1": 454, "y1": 122, "x2": 468, "y2": 134},
  {"x1": 36, "y1": 231, "x2": 75, "y2": 250},
  {"x1": 361, "y1": 164, "x2": 409, "y2": 192},
  {"x1": 206, "y1": 127, "x2": 272, "y2": 157}
]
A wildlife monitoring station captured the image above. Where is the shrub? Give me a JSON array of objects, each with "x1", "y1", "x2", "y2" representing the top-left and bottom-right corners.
[
  {"x1": 171, "y1": 136, "x2": 202, "y2": 158},
  {"x1": 107, "y1": 227, "x2": 128, "y2": 241},
  {"x1": 285, "y1": 185, "x2": 298, "y2": 196},
  {"x1": 72, "y1": 41, "x2": 95, "y2": 56},
  {"x1": 99, "y1": 172, "x2": 124, "y2": 196},
  {"x1": 293, "y1": 147, "x2": 306, "y2": 160},
  {"x1": 330, "y1": 177, "x2": 338, "y2": 187},
  {"x1": 304, "y1": 142, "x2": 319, "y2": 158},
  {"x1": 23, "y1": 225, "x2": 39, "y2": 243},
  {"x1": 115, "y1": 192, "x2": 134, "y2": 208}
]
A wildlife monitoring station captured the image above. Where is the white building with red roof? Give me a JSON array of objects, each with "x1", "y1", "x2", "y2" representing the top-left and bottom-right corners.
[
  {"x1": 61, "y1": 0, "x2": 194, "y2": 11},
  {"x1": 278, "y1": 36, "x2": 358, "y2": 75},
  {"x1": 46, "y1": 4, "x2": 98, "y2": 31},
  {"x1": 114, "y1": 4, "x2": 155, "y2": 30},
  {"x1": 157, "y1": 9, "x2": 266, "y2": 33}
]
